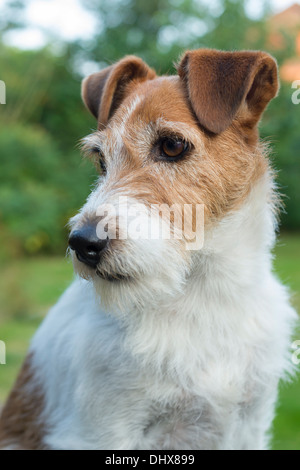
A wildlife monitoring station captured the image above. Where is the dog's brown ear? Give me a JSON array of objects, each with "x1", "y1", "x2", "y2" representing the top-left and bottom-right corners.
[
  {"x1": 81, "y1": 56, "x2": 156, "y2": 127},
  {"x1": 177, "y1": 49, "x2": 279, "y2": 134}
]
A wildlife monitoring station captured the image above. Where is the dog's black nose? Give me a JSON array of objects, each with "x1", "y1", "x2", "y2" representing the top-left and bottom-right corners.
[{"x1": 69, "y1": 224, "x2": 108, "y2": 268}]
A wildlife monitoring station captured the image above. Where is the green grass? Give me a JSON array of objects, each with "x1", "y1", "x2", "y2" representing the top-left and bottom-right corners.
[
  {"x1": 271, "y1": 233, "x2": 300, "y2": 450},
  {"x1": 274, "y1": 234, "x2": 300, "y2": 313},
  {"x1": 0, "y1": 234, "x2": 299, "y2": 449}
]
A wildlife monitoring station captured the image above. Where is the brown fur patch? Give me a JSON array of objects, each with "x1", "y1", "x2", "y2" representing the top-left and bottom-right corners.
[
  {"x1": 0, "y1": 353, "x2": 46, "y2": 450},
  {"x1": 81, "y1": 55, "x2": 156, "y2": 126},
  {"x1": 177, "y1": 49, "x2": 278, "y2": 136}
]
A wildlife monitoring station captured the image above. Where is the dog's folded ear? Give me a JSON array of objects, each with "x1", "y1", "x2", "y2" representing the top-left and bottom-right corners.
[
  {"x1": 81, "y1": 56, "x2": 156, "y2": 127},
  {"x1": 177, "y1": 49, "x2": 279, "y2": 135}
]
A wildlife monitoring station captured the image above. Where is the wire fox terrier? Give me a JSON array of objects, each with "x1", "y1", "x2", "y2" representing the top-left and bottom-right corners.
[{"x1": 0, "y1": 48, "x2": 297, "y2": 450}]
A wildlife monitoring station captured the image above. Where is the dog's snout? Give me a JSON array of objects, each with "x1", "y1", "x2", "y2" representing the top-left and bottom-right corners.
[{"x1": 69, "y1": 224, "x2": 108, "y2": 268}]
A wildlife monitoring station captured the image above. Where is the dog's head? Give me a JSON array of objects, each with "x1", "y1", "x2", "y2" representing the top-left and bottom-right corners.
[{"x1": 69, "y1": 49, "x2": 278, "y2": 311}]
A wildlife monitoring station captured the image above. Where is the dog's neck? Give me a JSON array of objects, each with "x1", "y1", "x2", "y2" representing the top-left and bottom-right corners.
[
  {"x1": 195, "y1": 170, "x2": 277, "y2": 291},
  {"x1": 122, "y1": 171, "x2": 277, "y2": 386}
]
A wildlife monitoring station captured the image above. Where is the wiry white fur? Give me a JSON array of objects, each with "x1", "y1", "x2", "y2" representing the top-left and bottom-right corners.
[
  {"x1": 29, "y1": 171, "x2": 297, "y2": 450},
  {"x1": 69, "y1": 186, "x2": 190, "y2": 313}
]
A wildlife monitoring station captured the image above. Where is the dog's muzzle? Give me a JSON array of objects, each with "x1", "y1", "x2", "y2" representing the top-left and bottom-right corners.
[{"x1": 69, "y1": 223, "x2": 108, "y2": 268}]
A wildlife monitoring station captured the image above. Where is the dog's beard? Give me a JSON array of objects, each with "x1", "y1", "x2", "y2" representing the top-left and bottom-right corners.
[
  {"x1": 68, "y1": 196, "x2": 193, "y2": 313},
  {"x1": 70, "y1": 238, "x2": 190, "y2": 314}
]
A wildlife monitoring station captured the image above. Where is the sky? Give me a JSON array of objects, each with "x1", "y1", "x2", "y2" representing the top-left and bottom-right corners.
[{"x1": 0, "y1": 0, "x2": 297, "y2": 50}]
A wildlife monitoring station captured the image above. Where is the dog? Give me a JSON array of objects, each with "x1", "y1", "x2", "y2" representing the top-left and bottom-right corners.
[{"x1": 0, "y1": 48, "x2": 297, "y2": 450}]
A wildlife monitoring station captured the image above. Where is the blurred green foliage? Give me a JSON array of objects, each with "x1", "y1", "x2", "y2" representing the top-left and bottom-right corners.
[
  {"x1": 262, "y1": 84, "x2": 300, "y2": 229},
  {"x1": 77, "y1": 0, "x2": 269, "y2": 67},
  {"x1": 0, "y1": 47, "x2": 96, "y2": 254},
  {"x1": 0, "y1": 0, "x2": 299, "y2": 255}
]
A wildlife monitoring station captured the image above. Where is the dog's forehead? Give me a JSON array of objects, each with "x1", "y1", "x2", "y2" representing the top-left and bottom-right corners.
[{"x1": 112, "y1": 75, "x2": 198, "y2": 130}]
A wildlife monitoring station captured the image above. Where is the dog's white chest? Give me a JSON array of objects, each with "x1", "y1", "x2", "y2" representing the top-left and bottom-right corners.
[{"x1": 29, "y1": 274, "x2": 295, "y2": 450}]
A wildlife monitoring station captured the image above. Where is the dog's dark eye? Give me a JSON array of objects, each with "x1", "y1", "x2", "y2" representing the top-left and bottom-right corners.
[
  {"x1": 161, "y1": 138, "x2": 188, "y2": 160},
  {"x1": 98, "y1": 158, "x2": 106, "y2": 174},
  {"x1": 91, "y1": 147, "x2": 106, "y2": 174}
]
